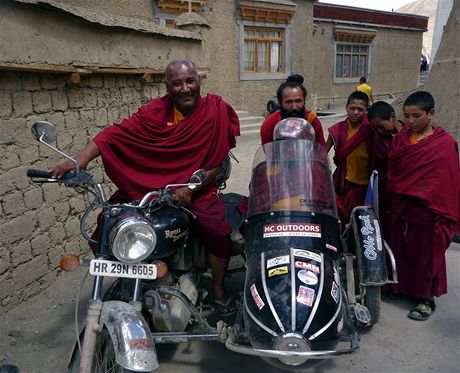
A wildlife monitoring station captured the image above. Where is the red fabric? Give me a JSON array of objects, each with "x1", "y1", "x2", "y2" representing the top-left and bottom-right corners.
[
  {"x1": 90, "y1": 93, "x2": 239, "y2": 258},
  {"x1": 328, "y1": 119, "x2": 374, "y2": 224},
  {"x1": 387, "y1": 126, "x2": 460, "y2": 298},
  {"x1": 93, "y1": 93, "x2": 240, "y2": 201},
  {"x1": 260, "y1": 111, "x2": 327, "y2": 149}
]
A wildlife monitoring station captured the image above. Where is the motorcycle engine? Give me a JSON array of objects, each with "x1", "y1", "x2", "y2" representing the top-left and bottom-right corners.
[{"x1": 150, "y1": 272, "x2": 199, "y2": 332}]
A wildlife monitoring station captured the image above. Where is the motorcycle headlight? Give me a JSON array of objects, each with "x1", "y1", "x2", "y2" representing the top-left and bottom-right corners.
[{"x1": 110, "y1": 217, "x2": 156, "y2": 263}]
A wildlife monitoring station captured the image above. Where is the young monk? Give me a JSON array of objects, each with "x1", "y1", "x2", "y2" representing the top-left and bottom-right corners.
[
  {"x1": 327, "y1": 91, "x2": 373, "y2": 225},
  {"x1": 367, "y1": 101, "x2": 403, "y2": 240},
  {"x1": 387, "y1": 91, "x2": 459, "y2": 320}
]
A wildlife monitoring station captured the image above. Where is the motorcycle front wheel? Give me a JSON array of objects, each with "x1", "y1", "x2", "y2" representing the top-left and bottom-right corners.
[{"x1": 69, "y1": 327, "x2": 138, "y2": 373}]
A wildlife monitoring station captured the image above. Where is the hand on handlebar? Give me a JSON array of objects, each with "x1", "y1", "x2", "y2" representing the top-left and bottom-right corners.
[
  {"x1": 172, "y1": 186, "x2": 193, "y2": 207},
  {"x1": 48, "y1": 160, "x2": 78, "y2": 179}
]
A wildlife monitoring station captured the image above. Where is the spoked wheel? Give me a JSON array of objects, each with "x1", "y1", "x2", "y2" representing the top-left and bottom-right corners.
[
  {"x1": 363, "y1": 286, "x2": 381, "y2": 324},
  {"x1": 69, "y1": 327, "x2": 137, "y2": 373}
]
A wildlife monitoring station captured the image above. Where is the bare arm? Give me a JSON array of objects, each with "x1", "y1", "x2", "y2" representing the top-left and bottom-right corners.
[
  {"x1": 173, "y1": 165, "x2": 222, "y2": 206},
  {"x1": 48, "y1": 141, "x2": 100, "y2": 178}
]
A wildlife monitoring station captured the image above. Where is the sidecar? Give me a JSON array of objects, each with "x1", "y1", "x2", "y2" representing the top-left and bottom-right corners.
[{"x1": 226, "y1": 135, "x2": 359, "y2": 369}]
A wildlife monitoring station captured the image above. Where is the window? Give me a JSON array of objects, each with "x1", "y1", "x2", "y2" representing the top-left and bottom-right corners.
[
  {"x1": 244, "y1": 27, "x2": 285, "y2": 74},
  {"x1": 335, "y1": 44, "x2": 369, "y2": 79}
]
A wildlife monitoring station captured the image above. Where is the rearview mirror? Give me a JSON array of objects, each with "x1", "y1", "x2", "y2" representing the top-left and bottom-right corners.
[{"x1": 31, "y1": 121, "x2": 57, "y2": 144}]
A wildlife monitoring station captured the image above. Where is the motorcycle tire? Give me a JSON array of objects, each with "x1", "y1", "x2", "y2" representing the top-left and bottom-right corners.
[
  {"x1": 363, "y1": 286, "x2": 381, "y2": 324},
  {"x1": 68, "y1": 327, "x2": 141, "y2": 373}
]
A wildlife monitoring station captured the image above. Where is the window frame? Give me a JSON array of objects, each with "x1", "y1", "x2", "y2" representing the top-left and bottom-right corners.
[
  {"x1": 333, "y1": 41, "x2": 372, "y2": 84},
  {"x1": 239, "y1": 21, "x2": 290, "y2": 81}
]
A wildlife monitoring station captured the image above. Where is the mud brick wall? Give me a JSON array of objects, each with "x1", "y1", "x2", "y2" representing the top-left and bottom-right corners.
[{"x1": 0, "y1": 71, "x2": 165, "y2": 310}]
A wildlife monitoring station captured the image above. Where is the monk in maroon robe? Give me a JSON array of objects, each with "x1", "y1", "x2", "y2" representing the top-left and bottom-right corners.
[
  {"x1": 260, "y1": 74, "x2": 326, "y2": 148},
  {"x1": 327, "y1": 91, "x2": 374, "y2": 227},
  {"x1": 387, "y1": 91, "x2": 459, "y2": 320},
  {"x1": 50, "y1": 59, "x2": 240, "y2": 315}
]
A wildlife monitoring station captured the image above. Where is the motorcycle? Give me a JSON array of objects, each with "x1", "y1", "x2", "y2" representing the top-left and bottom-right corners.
[{"x1": 27, "y1": 117, "x2": 396, "y2": 372}]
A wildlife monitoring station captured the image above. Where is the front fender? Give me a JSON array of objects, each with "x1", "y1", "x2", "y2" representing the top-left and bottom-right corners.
[{"x1": 101, "y1": 300, "x2": 158, "y2": 371}]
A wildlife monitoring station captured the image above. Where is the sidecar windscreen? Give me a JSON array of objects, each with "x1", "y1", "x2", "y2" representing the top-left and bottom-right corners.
[{"x1": 248, "y1": 139, "x2": 337, "y2": 218}]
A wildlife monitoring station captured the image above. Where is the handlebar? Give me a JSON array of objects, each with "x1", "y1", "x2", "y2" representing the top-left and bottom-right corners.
[{"x1": 27, "y1": 168, "x2": 96, "y2": 185}]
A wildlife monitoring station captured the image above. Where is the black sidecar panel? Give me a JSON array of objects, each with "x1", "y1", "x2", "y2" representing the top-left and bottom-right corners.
[
  {"x1": 244, "y1": 247, "x2": 342, "y2": 349},
  {"x1": 347, "y1": 206, "x2": 389, "y2": 284}
]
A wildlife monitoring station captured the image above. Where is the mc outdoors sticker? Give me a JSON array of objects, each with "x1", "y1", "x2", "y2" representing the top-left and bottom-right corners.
[
  {"x1": 293, "y1": 249, "x2": 322, "y2": 263},
  {"x1": 268, "y1": 266, "x2": 289, "y2": 277},
  {"x1": 250, "y1": 283, "x2": 265, "y2": 310},
  {"x1": 263, "y1": 223, "x2": 321, "y2": 238},
  {"x1": 297, "y1": 285, "x2": 315, "y2": 307},
  {"x1": 266, "y1": 255, "x2": 290, "y2": 269},
  {"x1": 294, "y1": 261, "x2": 320, "y2": 274},
  {"x1": 331, "y1": 281, "x2": 339, "y2": 303},
  {"x1": 297, "y1": 270, "x2": 318, "y2": 285}
]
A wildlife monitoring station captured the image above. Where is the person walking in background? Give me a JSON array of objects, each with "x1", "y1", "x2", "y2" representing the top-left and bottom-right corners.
[
  {"x1": 387, "y1": 91, "x2": 459, "y2": 321},
  {"x1": 326, "y1": 91, "x2": 373, "y2": 226},
  {"x1": 367, "y1": 101, "x2": 403, "y2": 240},
  {"x1": 356, "y1": 76, "x2": 374, "y2": 106}
]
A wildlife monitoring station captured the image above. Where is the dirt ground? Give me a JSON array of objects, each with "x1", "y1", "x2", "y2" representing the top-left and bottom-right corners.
[{"x1": 1, "y1": 242, "x2": 459, "y2": 373}]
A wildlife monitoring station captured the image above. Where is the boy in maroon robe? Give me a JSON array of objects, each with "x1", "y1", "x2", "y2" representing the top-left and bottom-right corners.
[
  {"x1": 50, "y1": 59, "x2": 241, "y2": 316},
  {"x1": 387, "y1": 91, "x2": 459, "y2": 320},
  {"x1": 367, "y1": 101, "x2": 403, "y2": 241},
  {"x1": 326, "y1": 91, "x2": 373, "y2": 227}
]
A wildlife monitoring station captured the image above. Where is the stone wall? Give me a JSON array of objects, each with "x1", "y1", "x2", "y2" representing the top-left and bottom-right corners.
[
  {"x1": 425, "y1": 0, "x2": 459, "y2": 142},
  {"x1": 0, "y1": 71, "x2": 165, "y2": 310}
]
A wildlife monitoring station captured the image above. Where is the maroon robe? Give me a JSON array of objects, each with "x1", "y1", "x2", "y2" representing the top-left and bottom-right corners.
[
  {"x1": 92, "y1": 93, "x2": 240, "y2": 258},
  {"x1": 328, "y1": 119, "x2": 374, "y2": 224},
  {"x1": 387, "y1": 126, "x2": 459, "y2": 298}
]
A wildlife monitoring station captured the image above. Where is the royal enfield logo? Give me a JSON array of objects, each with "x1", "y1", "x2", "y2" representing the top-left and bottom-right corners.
[
  {"x1": 165, "y1": 228, "x2": 187, "y2": 242},
  {"x1": 293, "y1": 249, "x2": 322, "y2": 263},
  {"x1": 263, "y1": 223, "x2": 321, "y2": 238},
  {"x1": 358, "y1": 214, "x2": 382, "y2": 261}
]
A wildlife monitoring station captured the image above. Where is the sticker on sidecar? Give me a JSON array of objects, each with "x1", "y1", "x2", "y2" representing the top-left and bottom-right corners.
[
  {"x1": 250, "y1": 283, "x2": 265, "y2": 310},
  {"x1": 297, "y1": 270, "x2": 318, "y2": 285},
  {"x1": 263, "y1": 223, "x2": 321, "y2": 238},
  {"x1": 337, "y1": 317, "x2": 344, "y2": 333},
  {"x1": 331, "y1": 281, "x2": 339, "y2": 303},
  {"x1": 266, "y1": 255, "x2": 290, "y2": 269},
  {"x1": 294, "y1": 261, "x2": 320, "y2": 274},
  {"x1": 89, "y1": 259, "x2": 157, "y2": 280},
  {"x1": 297, "y1": 285, "x2": 315, "y2": 307},
  {"x1": 326, "y1": 243, "x2": 338, "y2": 252},
  {"x1": 293, "y1": 249, "x2": 322, "y2": 263},
  {"x1": 268, "y1": 266, "x2": 289, "y2": 277}
]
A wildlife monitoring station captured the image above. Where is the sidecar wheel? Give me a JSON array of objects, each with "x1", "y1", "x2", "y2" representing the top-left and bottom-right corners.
[
  {"x1": 68, "y1": 327, "x2": 139, "y2": 373},
  {"x1": 364, "y1": 286, "x2": 381, "y2": 324}
]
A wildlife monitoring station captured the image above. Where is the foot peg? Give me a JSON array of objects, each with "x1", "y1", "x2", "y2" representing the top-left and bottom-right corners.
[{"x1": 354, "y1": 304, "x2": 371, "y2": 325}]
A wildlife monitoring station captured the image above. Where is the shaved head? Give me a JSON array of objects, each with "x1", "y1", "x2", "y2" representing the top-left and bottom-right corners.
[{"x1": 165, "y1": 59, "x2": 198, "y2": 82}]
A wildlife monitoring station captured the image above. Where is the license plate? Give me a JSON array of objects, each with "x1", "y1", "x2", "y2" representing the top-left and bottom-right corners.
[{"x1": 89, "y1": 259, "x2": 157, "y2": 280}]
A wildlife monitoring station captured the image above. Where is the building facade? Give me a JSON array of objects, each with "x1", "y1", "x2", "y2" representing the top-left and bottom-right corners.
[{"x1": 0, "y1": 0, "x2": 428, "y2": 309}]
